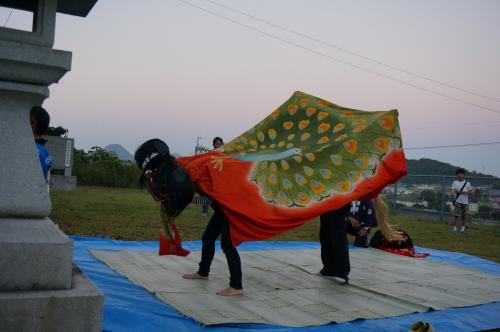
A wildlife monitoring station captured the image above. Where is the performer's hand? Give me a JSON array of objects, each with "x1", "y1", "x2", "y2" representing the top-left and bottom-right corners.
[
  {"x1": 348, "y1": 216, "x2": 359, "y2": 227},
  {"x1": 393, "y1": 230, "x2": 407, "y2": 243},
  {"x1": 358, "y1": 228, "x2": 368, "y2": 237}
]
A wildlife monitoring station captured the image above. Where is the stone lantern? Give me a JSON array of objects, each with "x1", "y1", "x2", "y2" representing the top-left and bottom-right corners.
[{"x1": 0, "y1": 1, "x2": 103, "y2": 331}]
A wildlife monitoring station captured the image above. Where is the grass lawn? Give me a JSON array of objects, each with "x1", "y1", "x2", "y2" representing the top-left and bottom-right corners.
[{"x1": 50, "y1": 186, "x2": 500, "y2": 263}]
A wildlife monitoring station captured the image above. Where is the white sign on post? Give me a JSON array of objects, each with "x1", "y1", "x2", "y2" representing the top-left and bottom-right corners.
[{"x1": 65, "y1": 140, "x2": 72, "y2": 167}]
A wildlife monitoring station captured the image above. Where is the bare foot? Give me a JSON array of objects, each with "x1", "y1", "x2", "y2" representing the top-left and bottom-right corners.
[
  {"x1": 182, "y1": 272, "x2": 208, "y2": 280},
  {"x1": 216, "y1": 287, "x2": 244, "y2": 296}
]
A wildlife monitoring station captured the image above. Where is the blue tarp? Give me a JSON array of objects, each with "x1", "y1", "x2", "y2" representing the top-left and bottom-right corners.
[{"x1": 72, "y1": 237, "x2": 500, "y2": 332}]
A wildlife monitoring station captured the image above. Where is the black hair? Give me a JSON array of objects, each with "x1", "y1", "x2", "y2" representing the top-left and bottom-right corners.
[
  {"x1": 30, "y1": 106, "x2": 50, "y2": 136},
  {"x1": 135, "y1": 139, "x2": 194, "y2": 217},
  {"x1": 456, "y1": 168, "x2": 466, "y2": 176},
  {"x1": 213, "y1": 136, "x2": 223, "y2": 145},
  {"x1": 135, "y1": 139, "x2": 170, "y2": 170}
]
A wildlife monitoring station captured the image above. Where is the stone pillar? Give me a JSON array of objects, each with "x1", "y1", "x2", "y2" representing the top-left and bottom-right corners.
[
  {"x1": 0, "y1": 1, "x2": 103, "y2": 331},
  {"x1": 0, "y1": 79, "x2": 52, "y2": 217}
]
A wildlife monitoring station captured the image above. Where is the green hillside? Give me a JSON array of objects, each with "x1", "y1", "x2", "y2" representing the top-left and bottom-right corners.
[{"x1": 403, "y1": 158, "x2": 499, "y2": 185}]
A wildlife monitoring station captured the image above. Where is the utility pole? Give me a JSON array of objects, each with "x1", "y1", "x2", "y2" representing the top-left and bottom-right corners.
[
  {"x1": 393, "y1": 182, "x2": 398, "y2": 212},
  {"x1": 195, "y1": 137, "x2": 203, "y2": 155},
  {"x1": 440, "y1": 176, "x2": 446, "y2": 222}
]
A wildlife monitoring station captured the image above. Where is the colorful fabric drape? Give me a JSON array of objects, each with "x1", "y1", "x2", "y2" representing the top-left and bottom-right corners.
[
  {"x1": 378, "y1": 247, "x2": 430, "y2": 259},
  {"x1": 178, "y1": 91, "x2": 407, "y2": 246}
]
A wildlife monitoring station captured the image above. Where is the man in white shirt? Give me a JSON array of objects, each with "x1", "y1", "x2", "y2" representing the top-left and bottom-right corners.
[{"x1": 451, "y1": 168, "x2": 473, "y2": 233}]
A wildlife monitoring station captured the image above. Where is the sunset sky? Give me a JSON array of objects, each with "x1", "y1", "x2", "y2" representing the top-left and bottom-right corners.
[{"x1": 3, "y1": 0, "x2": 500, "y2": 175}]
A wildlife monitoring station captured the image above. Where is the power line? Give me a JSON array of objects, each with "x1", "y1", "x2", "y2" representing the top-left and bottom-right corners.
[
  {"x1": 405, "y1": 120, "x2": 500, "y2": 130},
  {"x1": 406, "y1": 141, "x2": 500, "y2": 150},
  {"x1": 2, "y1": 9, "x2": 13, "y2": 27},
  {"x1": 175, "y1": 0, "x2": 500, "y2": 116},
  {"x1": 203, "y1": 0, "x2": 500, "y2": 103}
]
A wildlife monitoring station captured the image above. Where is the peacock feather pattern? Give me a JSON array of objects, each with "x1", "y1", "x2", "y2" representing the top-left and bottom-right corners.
[{"x1": 221, "y1": 91, "x2": 402, "y2": 207}]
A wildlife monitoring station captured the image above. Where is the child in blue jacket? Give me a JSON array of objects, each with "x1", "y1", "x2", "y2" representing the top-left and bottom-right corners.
[{"x1": 30, "y1": 106, "x2": 52, "y2": 186}]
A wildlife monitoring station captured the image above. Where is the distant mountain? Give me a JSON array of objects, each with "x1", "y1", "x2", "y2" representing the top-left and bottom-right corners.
[
  {"x1": 104, "y1": 144, "x2": 133, "y2": 161},
  {"x1": 404, "y1": 158, "x2": 499, "y2": 185},
  {"x1": 406, "y1": 158, "x2": 494, "y2": 177},
  {"x1": 104, "y1": 144, "x2": 182, "y2": 161}
]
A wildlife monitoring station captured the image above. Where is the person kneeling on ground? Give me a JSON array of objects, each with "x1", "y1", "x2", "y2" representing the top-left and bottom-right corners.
[{"x1": 347, "y1": 199, "x2": 377, "y2": 247}]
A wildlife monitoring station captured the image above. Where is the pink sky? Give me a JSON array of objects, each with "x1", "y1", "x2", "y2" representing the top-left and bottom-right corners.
[{"x1": 2, "y1": 0, "x2": 500, "y2": 175}]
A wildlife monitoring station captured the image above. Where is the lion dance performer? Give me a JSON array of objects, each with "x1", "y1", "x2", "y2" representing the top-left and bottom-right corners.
[{"x1": 135, "y1": 91, "x2": 407, "y2": 295}]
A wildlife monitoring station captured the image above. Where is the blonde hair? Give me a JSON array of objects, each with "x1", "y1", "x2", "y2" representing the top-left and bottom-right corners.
[{"x1": 373, "y1": 196, "x2": 404, "y2": 242}]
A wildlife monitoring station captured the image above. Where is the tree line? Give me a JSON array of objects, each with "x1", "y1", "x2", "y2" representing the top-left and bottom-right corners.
[
  {"x1": 44, "y1": 126, "x2": 141, "y2": 188},
  {"x1": 73, "y1": 147, "x2": 141, "y2": 188}
]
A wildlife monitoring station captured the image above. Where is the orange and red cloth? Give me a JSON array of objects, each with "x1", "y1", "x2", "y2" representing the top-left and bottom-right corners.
[{"x1": 164, "y1": 92, "x2": 407, "y2": 253}]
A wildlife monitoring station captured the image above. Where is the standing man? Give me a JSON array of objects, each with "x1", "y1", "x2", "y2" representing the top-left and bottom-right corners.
[
  {"x1": 451, "y1": 168, "x2": 473, "y2": 233},
  {"x1": 319, "y1": 205, "x2": 350, "y2": 283}
]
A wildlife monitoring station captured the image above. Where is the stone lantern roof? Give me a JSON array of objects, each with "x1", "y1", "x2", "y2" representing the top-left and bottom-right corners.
[
  {"x1": 1, "y1": 0, "x2": 97, "y2": 17},
  {"x1": 0, "y1": 0, "x2": 98, "y2": 47},
  {"x1": 0, "y1": 0, "x2": 104, "y2": 329}
]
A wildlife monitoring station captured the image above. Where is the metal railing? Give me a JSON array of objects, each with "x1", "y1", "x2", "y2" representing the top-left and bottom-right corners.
[{"x1": 381, "y1": 175, "x2": 500, "y2": 228}]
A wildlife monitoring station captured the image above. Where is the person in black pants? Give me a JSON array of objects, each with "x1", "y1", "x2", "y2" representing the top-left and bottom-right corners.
[
  {"x1": 183, "y1": 207, "x2": 243, "y2": 296},
  {"x1": 319, "y1": 204, "x2": 350, "y2": 283}
]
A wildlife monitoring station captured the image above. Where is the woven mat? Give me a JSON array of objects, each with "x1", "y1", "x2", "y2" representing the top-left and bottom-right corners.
[{"x1": 92, "y1": 248, "x2": 500, "y2": 327}]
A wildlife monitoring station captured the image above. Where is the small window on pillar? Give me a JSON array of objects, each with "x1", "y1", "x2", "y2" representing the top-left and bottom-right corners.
[{"x1": 0, "y1": 0, "x2": 37, "y2": 32}]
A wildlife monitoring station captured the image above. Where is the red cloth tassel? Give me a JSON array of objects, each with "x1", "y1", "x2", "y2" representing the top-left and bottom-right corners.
[
  {"x1": 159, "y1": 224, "x2": 190, "y2": 256},
  {"x1": 379, "y1": 247, "x2": 429, "y2": 258}
]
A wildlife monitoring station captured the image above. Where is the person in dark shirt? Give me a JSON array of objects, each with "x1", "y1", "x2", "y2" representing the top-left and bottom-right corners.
[
  {"x1": 30, "y1": 106, "x2": 52, "y2": 186},
  {"x1": 212, "y1": 136, "x2": 224, "y2": 149},
  {"x1": 347, "y1": 199, "x2": 377, "y2": 247}
]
